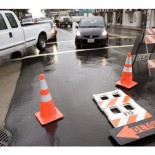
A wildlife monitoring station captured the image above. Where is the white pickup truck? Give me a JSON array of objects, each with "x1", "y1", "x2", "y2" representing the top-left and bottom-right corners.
[{"x1": 0, "y1": 10, "x2": 52, "y2": 57}]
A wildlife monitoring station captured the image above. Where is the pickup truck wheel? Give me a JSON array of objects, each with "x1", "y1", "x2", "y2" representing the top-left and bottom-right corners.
[
  {"x1": 53, "y1": 37, "x2": 57, "y2": 42},
  {"x1": 70, "y1": 24, "x2": 72, "y2": 28},
  {"x1": 37, "y1": 35, "x2": 47, "y2": 51}
]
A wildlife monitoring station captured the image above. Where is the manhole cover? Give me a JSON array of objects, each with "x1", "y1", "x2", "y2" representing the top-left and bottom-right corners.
[{"x1": 0, "y1": 128, "x2": 12, "y2": 146}]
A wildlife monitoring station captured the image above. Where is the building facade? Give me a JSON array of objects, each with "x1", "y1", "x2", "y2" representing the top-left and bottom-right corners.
[{"x1": 93, "y1": 9, "x2": 155, "y2": 28}]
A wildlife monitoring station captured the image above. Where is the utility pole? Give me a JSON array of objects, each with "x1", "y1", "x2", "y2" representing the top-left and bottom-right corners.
[{"x1": 87, "y1": 9, "x2": 88, "y2": 17}]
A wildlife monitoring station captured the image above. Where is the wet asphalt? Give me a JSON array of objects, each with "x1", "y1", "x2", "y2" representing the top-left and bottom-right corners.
[{"x1": 5, "y1": 23, "x2": 155, "y2": 146}]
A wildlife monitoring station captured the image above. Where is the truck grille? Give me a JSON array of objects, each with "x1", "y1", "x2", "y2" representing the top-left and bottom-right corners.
[{"x1": 63, "y1": 18, "x2": 70, "y2": 22}]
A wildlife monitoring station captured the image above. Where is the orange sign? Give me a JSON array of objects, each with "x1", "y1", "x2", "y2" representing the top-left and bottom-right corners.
[
  {"x1": 117, "y1": 119, "x2": 155, "y2": 139},
  {"x1": 110, "y1": 117, "x2": 155, "y2": 145}
]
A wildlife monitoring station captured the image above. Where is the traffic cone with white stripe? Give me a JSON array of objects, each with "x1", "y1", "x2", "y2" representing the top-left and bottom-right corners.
[
  {"x1": 116, "y1": 53, "x2": 137, "y2": 89},
  {"x1": 35, "y1": 74, "x2": 63, "y2": 125}
]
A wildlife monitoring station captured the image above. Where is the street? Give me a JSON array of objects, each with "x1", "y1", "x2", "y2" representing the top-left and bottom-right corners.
[{"x1": 1, "y1": 22, "x2": 155, "y2": 146}]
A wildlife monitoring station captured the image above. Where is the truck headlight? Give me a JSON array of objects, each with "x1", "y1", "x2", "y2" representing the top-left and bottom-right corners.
[
  {"x1": 76, "y1": 31, "x2": 81, "y2": 37},
  {"x1": 102, "y1": 30, "x2": 107, "y2": 36}
]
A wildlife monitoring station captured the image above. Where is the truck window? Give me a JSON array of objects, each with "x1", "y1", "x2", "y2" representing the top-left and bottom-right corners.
[
  {"x1": 0, "y1": 14, "x2": 7, "y2": 30},
  {"x1": 5, "y1": 13, "x2": 18, "y2": 28}
]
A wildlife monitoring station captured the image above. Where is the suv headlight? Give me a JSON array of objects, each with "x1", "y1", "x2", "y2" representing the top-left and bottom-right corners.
[
  {"x1": 76, "y1": 31, "x2": 81, "y2": 37},
  {"x1": 102, "y1": 30, "x2": 107, "y2": 36}
]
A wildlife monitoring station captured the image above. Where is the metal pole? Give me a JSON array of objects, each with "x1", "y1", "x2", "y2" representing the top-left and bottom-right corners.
[
  {"x1": 132, "y1": 29, "x2": 145, "y2": 66},
  {"x1": 146, "y1": 43, "x2": 151, "y2": 76}
]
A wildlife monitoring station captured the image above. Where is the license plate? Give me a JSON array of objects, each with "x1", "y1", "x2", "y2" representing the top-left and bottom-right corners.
[{"x1": 88, "y1": 39, "x2": 94, "y2": 43}]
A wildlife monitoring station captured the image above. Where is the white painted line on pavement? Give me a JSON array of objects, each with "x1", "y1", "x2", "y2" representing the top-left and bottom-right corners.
[
  {"x1": 47, "y1": 40, "x2": 74, "y2": 44},
  {"x1": 109, "y1": 33, "x2": 125, "y2": 37},
  {"x1": 10, "y1": 44, "x2": 133, "y2": 61},
  {"x1": 109, "y1": 36, "x2": 136, "y2": 39},
  {"x1": 47, "y1": 36, "x2": 136, "y2": 45}
]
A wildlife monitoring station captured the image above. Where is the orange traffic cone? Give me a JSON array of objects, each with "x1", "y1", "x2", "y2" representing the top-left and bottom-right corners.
[
  {"x1": 116, "y1": 53, "x2": 137, "y2": 89},
  {"x1": 35, "y1": 74, "x2": 63, "y2": 125}
]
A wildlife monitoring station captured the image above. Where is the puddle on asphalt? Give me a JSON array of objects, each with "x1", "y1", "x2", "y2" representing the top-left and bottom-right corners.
[
  {"x1": 109, "y1": 38, "x2": 136, "y2": 46},
  {"x1": 76, "y1": 49, "x2": 109, "y2": 66},
  {"x1": 44, "y1": 122, "x2": 60, "y2": 146}
]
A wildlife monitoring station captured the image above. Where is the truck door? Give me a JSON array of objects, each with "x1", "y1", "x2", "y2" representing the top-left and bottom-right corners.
[
  {"x1": 0, "y1": 13, "x2": 14, "y2": 56},
  {"x1": 5, "y1": 12, "x2": 25, "y2": 53}
]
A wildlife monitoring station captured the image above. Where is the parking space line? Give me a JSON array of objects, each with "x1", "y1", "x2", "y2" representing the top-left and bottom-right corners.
[{"x1": 10, "y1": 44, "x2": 133, "y2": 61}]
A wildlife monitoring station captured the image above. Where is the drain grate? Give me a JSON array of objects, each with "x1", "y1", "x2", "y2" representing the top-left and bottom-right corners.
[{"x1": 0, "y1": 128, "x2": 12, "y2": 146}]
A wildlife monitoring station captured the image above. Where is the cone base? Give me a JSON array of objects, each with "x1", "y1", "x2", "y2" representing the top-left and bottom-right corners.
[
  {"x1": 116, "y1": 80, "x2": 137, "y2": 89},
  {"x1": 35, "y1": 107, "x2": 64, "y2": 125}
]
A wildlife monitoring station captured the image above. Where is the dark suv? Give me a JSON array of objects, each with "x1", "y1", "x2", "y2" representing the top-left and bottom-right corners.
[{"x1": 75, "y1": 16, "x2": 109, "y2": 48}]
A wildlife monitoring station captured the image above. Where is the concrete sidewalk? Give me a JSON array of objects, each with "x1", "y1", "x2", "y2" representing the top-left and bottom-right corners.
[{"x1": 0, "y1": 60, "x2": 21, "y2": 127}]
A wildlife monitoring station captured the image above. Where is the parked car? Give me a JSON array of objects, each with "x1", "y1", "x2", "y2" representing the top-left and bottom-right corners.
[
  {"x1": 0, "y1": 10, "x2": 52, "y2": 57},
  {"x1": 37, "y1": 18, "x2": 57, "y2": 42},
  {"x1": 21, "y1": 18, "x2": 33, "y2": 25},
  {"x1": 75, "y1": 16, "x2": 109, "y2": 48},
  {"x1": 55, "y1": 14, "x2": 73, "y2": 28}
]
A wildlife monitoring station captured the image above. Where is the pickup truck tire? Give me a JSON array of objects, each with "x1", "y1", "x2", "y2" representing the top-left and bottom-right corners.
[
  {"x1": 57, "y1": 23, "x2": 61, "y2": 28},
  {"x1": 75, "y1": 43, "x2": 81, "y2": 49},
  {"x1": 53, "y1": 37, "x2": 57, "y2": 42},
  {"x1": 70, "y1": 24, "x2": 72, "y2": 28},
  {"x1": 37, "y1": 34, "x2": 47, "y2": 51}
]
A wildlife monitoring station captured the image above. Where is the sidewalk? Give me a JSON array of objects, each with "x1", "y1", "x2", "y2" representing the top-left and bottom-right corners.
[
  {"x1": 111, "y1": 25, "x2": 143, "y2": 31},
  {"x1": 0, "y1": 61, "x2": 21, "y2": 127}
]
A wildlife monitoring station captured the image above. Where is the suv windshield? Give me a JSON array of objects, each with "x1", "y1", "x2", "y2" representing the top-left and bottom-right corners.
[{"x1": 79, "y1": 18, "x2": 105, "y2": 28}]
